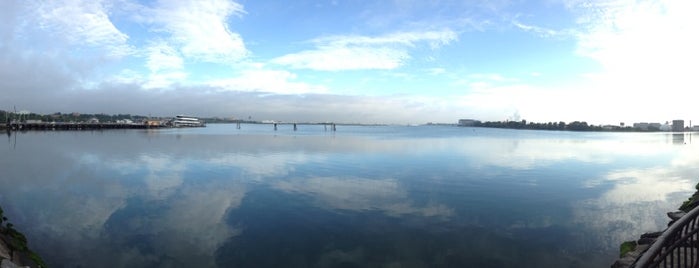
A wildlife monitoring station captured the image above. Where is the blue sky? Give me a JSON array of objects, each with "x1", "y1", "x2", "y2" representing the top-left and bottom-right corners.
[{"x1": 1, "y1": 0, "x2": 697, "y2": 124}]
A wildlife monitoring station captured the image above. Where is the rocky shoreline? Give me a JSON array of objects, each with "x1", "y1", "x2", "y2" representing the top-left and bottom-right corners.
[
  {"x1": 0, "y1": 206, "x2": 45, "y2": 268},
  {"x1": 612, "y1": 182, "x2": 699, "y2": 267}
]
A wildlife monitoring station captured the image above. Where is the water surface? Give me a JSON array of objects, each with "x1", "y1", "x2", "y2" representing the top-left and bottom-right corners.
[{"x1": 1, "y1": 124, "x2": 697, "y2": 267}]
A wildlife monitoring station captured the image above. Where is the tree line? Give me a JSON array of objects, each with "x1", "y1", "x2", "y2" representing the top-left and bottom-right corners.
[
  {"x1": 1, "y1": 110, "x2": 149, "y2": 123},
  {"x1": 471, "y1": 120, "x2": 639, "y2": 132}
]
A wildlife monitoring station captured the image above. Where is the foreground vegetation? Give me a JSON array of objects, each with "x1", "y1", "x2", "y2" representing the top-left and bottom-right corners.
[{"x1": 0, "y1": 206, "x2": 46, "y2": 268}]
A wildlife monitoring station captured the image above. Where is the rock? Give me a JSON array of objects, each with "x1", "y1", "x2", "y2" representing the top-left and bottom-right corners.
[
  {"x1": 668, "y1": 211, "x2": 687, "y2": 221},
  {"x1": 612, "y1": 244, "x2": 650, "y2": 268},
  {"x1": 0, "y1": 239, "x2": 11, "y2": 260},
  {"x1": 1, "y1": 259, "x2": 26, "y2": 268},
  {"x1": 637, "y1": 237, "x2": 657, "y2": 245},
  {"x1": 640, "y1": 231, "x2": 662, "y2": 239},
  {"x1": 638, "y1": 231, "x2": 662, "y2": 246},
  {"x1": 611, "y1": 256, "x2": 635, "y2": 268}
]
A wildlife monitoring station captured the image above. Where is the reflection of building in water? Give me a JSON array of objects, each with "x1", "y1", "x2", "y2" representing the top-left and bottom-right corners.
[
  {"x1": 665, "y1": 133, "x2": 696, "y2": 144},
  {"x1": 672, "y1": 120, "x2": 684, "y2": 132},
  {"x1": 672, "y1": 133, "x2": 685, "y2": 145}
]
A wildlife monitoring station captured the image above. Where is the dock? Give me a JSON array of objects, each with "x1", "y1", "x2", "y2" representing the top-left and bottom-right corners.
[
  {"x1": 1, "y1": 122, "x2": 339, "y2": 132},
  {"x1": 2, "y1": 122, "x2": 164, "y2": 131}
]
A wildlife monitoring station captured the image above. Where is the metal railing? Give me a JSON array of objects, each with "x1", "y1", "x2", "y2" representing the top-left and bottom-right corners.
[{"x1": 633, "y1": 205, "x2": 699, "y2": 268}]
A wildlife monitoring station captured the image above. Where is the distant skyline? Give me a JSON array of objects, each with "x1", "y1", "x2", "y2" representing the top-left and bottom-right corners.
[{"x1": 1, "y1": 0, "x2": 697, "y2": 125}]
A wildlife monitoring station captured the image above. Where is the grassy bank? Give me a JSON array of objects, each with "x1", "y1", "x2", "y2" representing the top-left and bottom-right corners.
[{"x1": 0, "y1": 206, "x2": 46, "y2": 267}]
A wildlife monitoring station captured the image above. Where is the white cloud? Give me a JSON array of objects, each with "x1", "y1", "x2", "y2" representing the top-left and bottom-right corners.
[
  {"x1": 567, "y1": 0, "x2": 699, "y2": 121},
  {"x1": 142, "y1": 41, "x2": 187, "y2": 89},
  {"x1": 34, "y1": 0, "x2": 132, "y2": 57},
  {"x1": 512, "y1": 20, "x2": 563, "y2": 38},
  {"x1": 209, "y1": 69, "x2": 328, "y2": 94},
  {"x1": 145, "y1": 0, "x2": 248, "y2": 64},
  {"x1": 273, "y1": 46, "x2": 409, "y2": 71},
  {"x1": 311, "y1": 31, "x2": 458, "y2": 48},
  {"x1": 452, "y1": 0, "x2": 699, "y2": 125},
  {"x1": 467, "y1": 73, "x2": 508, "y2": 82},
  {"x1": 452, "y1": 84, "x2": 574, "y2": 121},
  {"x1": 144, "y1": 71, "x2": 189, "y2": 89},
  {"x1": 574, "y1": 0, "x2": 699, "y2": 73},
  {"x1": 426, "y1": 68, "x2": 446, "y2": 75},
  {"x1": 272, "y1": 30, "x2": 458, "y2": 71},
  {"x1": 145, "y1": 41, "x2": 184, "y2": 73}
]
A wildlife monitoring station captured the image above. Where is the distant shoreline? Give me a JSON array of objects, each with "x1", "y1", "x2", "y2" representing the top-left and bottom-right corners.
[
  {"x1": 455, "y1": 119, "x2": 697, "y2": 133},
  {"x1": 3, "y1": 121, "x2": 698, "y2": 133},
  {"x1": 1, "y1": 109, "x2": 696, "y2": 133}
]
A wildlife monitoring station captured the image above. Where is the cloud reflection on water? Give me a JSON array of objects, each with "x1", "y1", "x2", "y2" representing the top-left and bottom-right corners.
[
  {"x1": 573, "y1": 145, "x2": 699, "y2": 249},
  {"x1": 453, "y1": 133, "x2": 675, "y2": 170},
  {"x1": 274, "y1": 176, "x2": 453, "y2": 217},
  {"x1": 2, "y1": 128, "x2": 699, "y2": 267}
]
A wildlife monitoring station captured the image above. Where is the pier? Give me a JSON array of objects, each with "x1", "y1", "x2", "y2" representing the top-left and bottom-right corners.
[
  {"x1": 1, "y1": 121, "x2": 339, "y2": 132},
  {"x1": 3, "y1": 122, "x2": 163, "y2": 131},
  {"x1": 268, "y1": 122, "x2": 336, "y2": 132}
]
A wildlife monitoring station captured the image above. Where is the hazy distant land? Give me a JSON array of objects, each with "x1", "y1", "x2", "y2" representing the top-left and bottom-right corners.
[{"x1": 1, "y1": 110, "x2": 693, "y2": 132}]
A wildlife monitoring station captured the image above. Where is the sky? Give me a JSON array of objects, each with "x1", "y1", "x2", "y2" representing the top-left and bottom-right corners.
[{"x1": 0, "y1": 0, "x2": 697, "y2": 125}]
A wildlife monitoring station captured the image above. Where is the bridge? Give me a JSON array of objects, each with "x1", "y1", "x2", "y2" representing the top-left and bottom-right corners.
[{"x1": 2, "y1": 121, "x2": 339, "y2": 131}]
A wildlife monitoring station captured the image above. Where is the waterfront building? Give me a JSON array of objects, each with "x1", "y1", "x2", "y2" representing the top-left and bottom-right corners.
[
  {"x1": 660, "y1": 123, "x2": 672, "y2": 131},
  {"x1": 649, "y1": 123, "x2": 662, "y2": 130},
  {"x1": 144, "y1": 120, "x2": 160, "y2": 127},
  {"x1": 458, "y1": 119, "x2": 480, "y2": 126},
  {"x1": 672, "y1": 120, "x2": 684, "y2": 132},
  {"x1": 633, "y1": 122, "x2": 649, "y2": 130}
]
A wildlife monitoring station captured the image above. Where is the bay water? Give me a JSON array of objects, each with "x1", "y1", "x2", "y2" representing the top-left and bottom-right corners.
[{"x1": 1, "y1": 124, "x2": 697, "y2": 267}]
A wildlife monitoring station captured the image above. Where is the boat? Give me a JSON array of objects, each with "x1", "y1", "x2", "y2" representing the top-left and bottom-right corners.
[{"x1": 171, "y1": 115, "x2": 205, "y2": 127}]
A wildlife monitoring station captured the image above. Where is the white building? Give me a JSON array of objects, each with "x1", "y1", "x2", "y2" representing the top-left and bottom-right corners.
[
  {"x1": 633, "y1": 122, "x2": 649, "y2": 130},
  {"x1": 660, "y1": 123, "x2": 672, "y2": 131}
]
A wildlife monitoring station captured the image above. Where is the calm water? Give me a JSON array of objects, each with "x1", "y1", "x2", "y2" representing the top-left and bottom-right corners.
[{"x1": 1, "y1": 124, "x2": 698, "y2": 267}]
